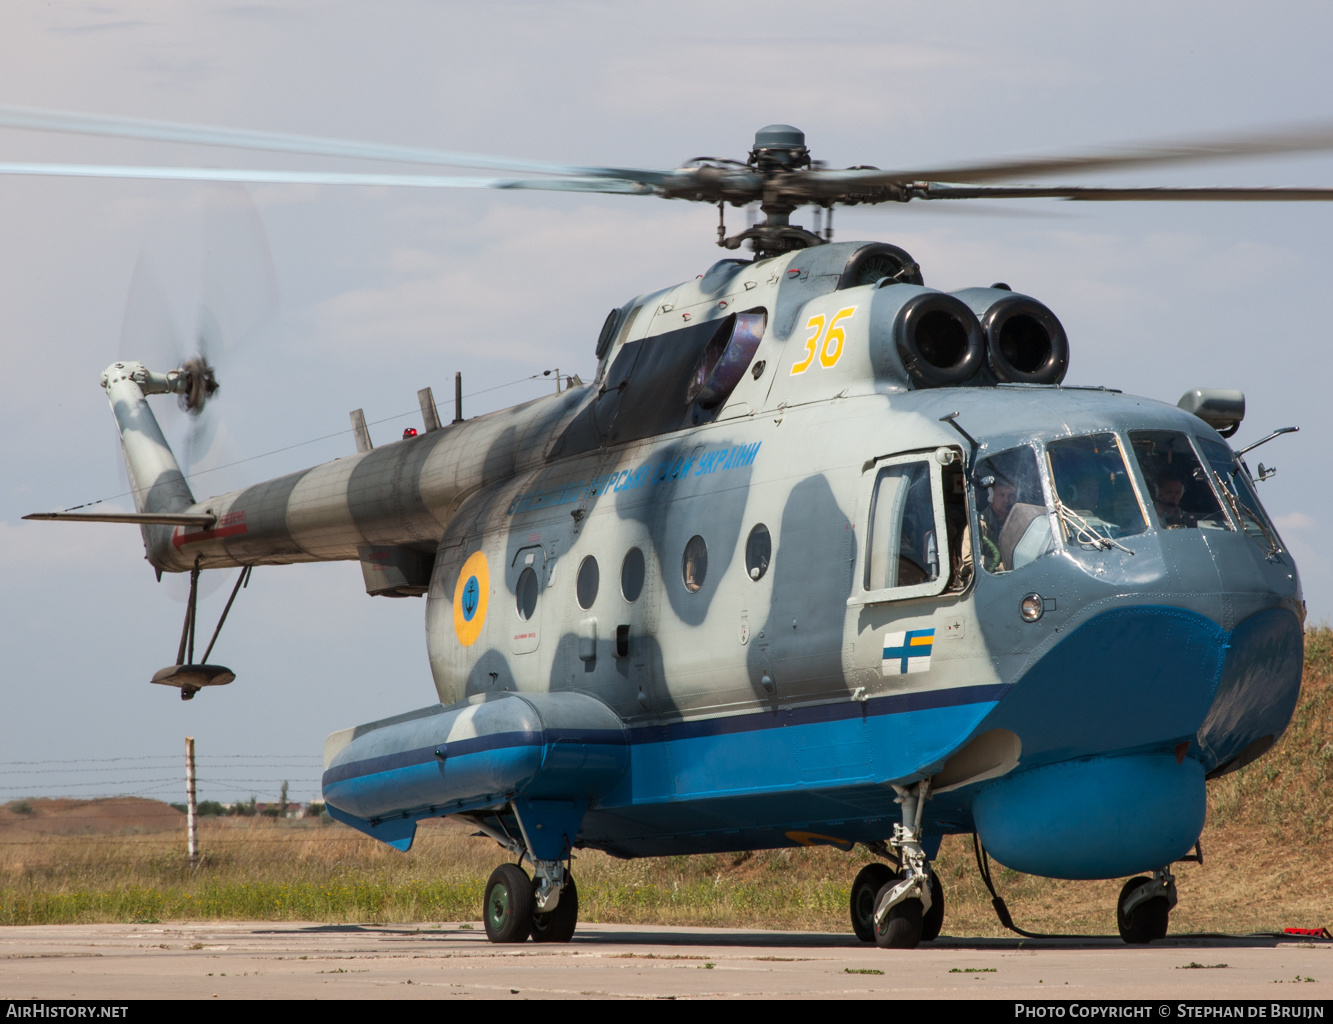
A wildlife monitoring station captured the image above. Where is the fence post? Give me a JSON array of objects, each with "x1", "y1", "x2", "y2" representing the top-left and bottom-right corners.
[{"x1": 185, "y1": 735, "x2": 198, "y2": 869}]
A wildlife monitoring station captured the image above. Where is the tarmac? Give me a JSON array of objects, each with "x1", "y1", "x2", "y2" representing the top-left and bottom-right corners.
[{"x1": 0, "y1": 921, "x2": 1330, "y2": 1000}]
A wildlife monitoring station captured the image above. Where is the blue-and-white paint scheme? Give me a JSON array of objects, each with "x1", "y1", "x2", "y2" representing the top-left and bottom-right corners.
[{"x1": 83, "y1": 232, "x2": 1306, "y2": 947}]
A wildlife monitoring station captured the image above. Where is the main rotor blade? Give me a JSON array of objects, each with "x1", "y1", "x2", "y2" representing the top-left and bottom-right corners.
[
  {"x1": 0, "y1": 104, "x2": 672, "y2": 185},
  {"x1": 0, "y1": 162, "x2": 653, "y2": 193},
  {"x1": 917, "y1": 184, "x2": 1333, "y2": 201},
  {"x1": 818, "y1": 121, "x2": 1333, "y2": 188}
]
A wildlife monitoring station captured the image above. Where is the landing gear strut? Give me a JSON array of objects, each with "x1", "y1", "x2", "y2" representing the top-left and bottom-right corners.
[
  {"x1": 150, "y1": 561, "x2": 249, "y2": 699},
  {"x1": 1117, "y1": 866, "x2": 1176, "y2": 944},
  {"x1": 865, "y1": 779, "x2": 942, "y2": 950}
]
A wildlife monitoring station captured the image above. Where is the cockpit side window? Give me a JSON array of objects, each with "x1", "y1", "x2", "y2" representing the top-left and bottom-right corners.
[
  {"x1": 1195, "y1": 437, "x2": 1284, "y2": 554},
  {"x1": 973, "y1": 445, "x2": 1052, "y2": 573},
  {"x1": 867, "y1": 461, "x2": 939, "y2": 590},
  {"x1": 1128, "y1": 430, "x2": 1230, "y2": 531},
  {"x1": 1046, "y1": 433, "x2": 1148, "y2": 548}
]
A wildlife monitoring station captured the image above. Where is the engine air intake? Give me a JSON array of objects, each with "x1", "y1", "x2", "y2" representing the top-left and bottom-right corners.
[
  {"x1": 839, "y1": 242, "x2": 923, "y2": 289},
  {"x1": 892, "y1": 292, "x2": 985, "y2": 387},
  {"x1": 982, "y1": 296, "x2": 1069, "y2": 384}
]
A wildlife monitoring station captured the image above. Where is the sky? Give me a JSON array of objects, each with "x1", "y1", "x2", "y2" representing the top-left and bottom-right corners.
[{"x1": 2, "y1": 0, "x2": 1331, "y2": 805}]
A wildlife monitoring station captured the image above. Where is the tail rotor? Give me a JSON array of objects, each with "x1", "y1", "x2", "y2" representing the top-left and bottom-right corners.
[{"x1": 176, "y1": 354, "x2": 219, "y2": 416}]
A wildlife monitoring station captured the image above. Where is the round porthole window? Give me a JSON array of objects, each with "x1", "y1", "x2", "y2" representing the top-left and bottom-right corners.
[
  {"x1": 621, "y1": 547, "x2": 645, "y2": 603},
  {"x1": 682, "y1": 535, "x2": 708, "y2": 593},
  {"x1": 577, "y1": 555, "x2": 599, "y2": 610},
  {"x1": 745, "y1": 524, "x2": 771, "y2": 581},
  {"x1": 516, "y1": 566, "x2": 539, "y2": 621}
]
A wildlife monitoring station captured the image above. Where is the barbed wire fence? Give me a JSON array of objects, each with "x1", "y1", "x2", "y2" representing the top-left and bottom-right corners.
[
  {"x1": 0, "y1": 752, "x2": 325, "y2": 808},
  {"x1": 0, "y1": 745, "x2": 485, "y2": 851}
]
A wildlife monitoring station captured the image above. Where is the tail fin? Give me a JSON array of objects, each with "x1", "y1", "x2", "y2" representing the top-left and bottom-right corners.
[
  {"x1": 103, "y1": 361, "x2": 196, "y2": 512},
  {"x1": 102, "y1": 361, "x2": 196, "y2": 567}
]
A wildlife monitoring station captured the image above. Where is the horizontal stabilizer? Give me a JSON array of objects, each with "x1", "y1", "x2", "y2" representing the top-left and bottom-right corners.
[{"x1": 23, "y1": 510, "x2": 216, "y2": 527}]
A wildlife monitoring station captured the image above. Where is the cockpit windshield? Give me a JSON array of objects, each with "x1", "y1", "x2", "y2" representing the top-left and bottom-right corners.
[
  {"x1": 1128, "y1": 431, "x2": 1230, "y2": 531},
  {"x1": 1195, "y1": 437, "x2": 1284, "y2": 555},
  {"x1": 1046, "y1": 433, "x2": 1147, "y2": 551},
  {"x1": 974, "y1": 445, "x2": 1053, "y2": 573},
  {"x1": 972, "y1": 428, "x2": 1281, "y2": 573}
]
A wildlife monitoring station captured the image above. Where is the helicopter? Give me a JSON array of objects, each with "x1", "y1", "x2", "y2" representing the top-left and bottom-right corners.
[{"x1": 18, "y1": 110, "x2": 1323, "y2": 948}]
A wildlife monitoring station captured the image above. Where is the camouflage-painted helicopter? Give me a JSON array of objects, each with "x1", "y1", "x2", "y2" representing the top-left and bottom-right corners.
[{"x1": 20, "y1": 110, "x2": 1325, "y2": 947}]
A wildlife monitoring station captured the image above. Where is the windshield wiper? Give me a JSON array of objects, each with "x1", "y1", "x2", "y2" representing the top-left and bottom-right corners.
[
  {"x1": 1212, "y1": 469, "x2": 1281, "y2": 559},
  {"x1": 1055, "y1": 501, "x2": 1136, "y2": 556}
]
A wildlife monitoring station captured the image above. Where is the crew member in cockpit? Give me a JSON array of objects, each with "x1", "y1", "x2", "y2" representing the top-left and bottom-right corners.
[
  {"x1": 1152, "y1": 468, "x2": 1195, "y2": 528},
  {"x1": 982, "y1": 478, "x2": 1016, "y2": 536},
  {"x1": 979, "y1": 478, "x2": 1015, "y2": 571}
]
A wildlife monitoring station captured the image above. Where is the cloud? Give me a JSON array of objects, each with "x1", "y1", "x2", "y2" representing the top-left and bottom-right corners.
[
  {"x1": 46, "y1": 20, "x2": 149, "y2": 36},
  {"x1": 303, "y1": 201, "x2": 702, "y2": 363},
  {"x1": 1275, "y1": 511, "x2": 1316, "y2": 531},
  {"x1": 0, "y1": 514, "x2": 139, "y2": 572},
  {"x1": 593, "y1": 38, "x2": 1059, "y2": 135}
]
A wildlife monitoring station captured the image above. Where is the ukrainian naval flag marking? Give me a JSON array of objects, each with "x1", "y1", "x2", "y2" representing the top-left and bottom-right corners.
[{"x1": 883, "y1": 628, "x2": 935, "y2": 675}]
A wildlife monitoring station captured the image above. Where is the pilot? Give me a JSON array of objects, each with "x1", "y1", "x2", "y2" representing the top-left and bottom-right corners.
[
  {"x1": 982, "y1": 479, "x2": 1016, "y2": 536},
  {"x1": 979, "y1": 479, "x2": 1016, "y2": 571},
  {"x1": 1152, "y1": 468, "x2": 1195, "y2": 528}
]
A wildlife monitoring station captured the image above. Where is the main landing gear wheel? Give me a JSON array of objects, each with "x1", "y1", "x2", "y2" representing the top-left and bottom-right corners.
[
  {"x1": 531, "y1": 872, "x2": 579, "y2": 943},
  {"x1": 484, "y1": 863, "x2": 534, "y2": 943},
  {"x1": 921, "y1": 873, "x2": 945, "y2": 943},
  {"x1": 850, "y1": 863, "x2": 894, "y2": 943},
  {"x1": 874, "y1": 873, "x2": 924, "y2": 950},
  {"x1": 1117, "y1": 875, "x2": 1170, "y2": 944}
]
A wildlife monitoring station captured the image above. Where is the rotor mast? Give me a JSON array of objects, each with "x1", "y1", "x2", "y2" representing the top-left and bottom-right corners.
[{"x1": 718, "y1": 125, "x2": 829, "y2": 259}]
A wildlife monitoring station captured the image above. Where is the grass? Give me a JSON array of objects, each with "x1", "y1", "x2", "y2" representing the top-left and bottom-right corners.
[
  {"x1": 3, "y1": 627, "x2": 1332, "y2": 935},
  {"x1": 0, "y1": 817, "x2": 853, "y2": 929},
  {"x1": 1209, "y1": 625, "x2": 1333, "y2": 840}
]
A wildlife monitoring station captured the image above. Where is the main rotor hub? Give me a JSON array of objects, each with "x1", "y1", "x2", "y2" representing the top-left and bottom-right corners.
[{"x1": 749, "y1": 123, "x2": 810, "y2": 172}]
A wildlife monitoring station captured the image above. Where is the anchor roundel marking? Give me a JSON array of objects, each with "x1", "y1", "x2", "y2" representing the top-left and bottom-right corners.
[{"x1": 453, "y1": 551, "x2": 490, "y2": 646}]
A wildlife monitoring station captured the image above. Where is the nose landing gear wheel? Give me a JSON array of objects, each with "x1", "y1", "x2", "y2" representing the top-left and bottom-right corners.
[
  {"x1": 531, "y1": 873, "x2": 579, "y2": 943},
  {"x1": 1117, "y1": 875, "x2": 1170, "y2": 944},
  {"x1": 850, "y1": 863, "x2": 894, "y2": 943},
  {"x1": 921, "y1": 873, "x2": 945, "y2": 942},
  {"x1": 874, "y1": 874, "x2": 924, "y2": 949},
  {"x1": 484, "y1": 863, "x2": 535, "y2": 943}
]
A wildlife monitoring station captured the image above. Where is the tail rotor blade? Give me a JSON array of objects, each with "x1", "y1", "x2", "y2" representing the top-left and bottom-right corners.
[
  {"x1": 198, "y1": 184, "x2": 279, "y2": 356},
  {"x1": 119, "y1": 252, "x2": 183, "y2": 369}
]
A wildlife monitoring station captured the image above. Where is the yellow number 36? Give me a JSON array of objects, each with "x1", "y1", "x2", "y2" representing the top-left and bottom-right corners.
[{"x1": 791, "y1": 306, "x2": 857, "y2": 375}]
